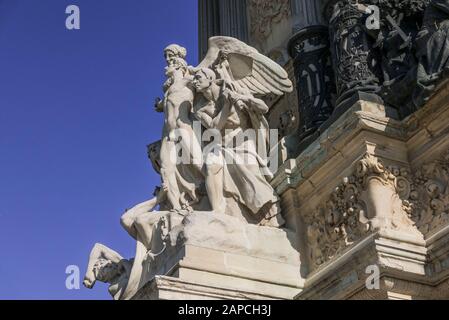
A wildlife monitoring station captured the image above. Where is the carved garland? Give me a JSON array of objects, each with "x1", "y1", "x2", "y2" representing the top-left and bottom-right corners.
[{"x1": 403, "y1": 152, "x2": 449, "y2": 235}]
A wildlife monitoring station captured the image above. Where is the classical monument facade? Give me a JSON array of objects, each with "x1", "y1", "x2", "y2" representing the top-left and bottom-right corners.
[{"x1": 84, "y1": 0, "x2": 449, "y2": 300}]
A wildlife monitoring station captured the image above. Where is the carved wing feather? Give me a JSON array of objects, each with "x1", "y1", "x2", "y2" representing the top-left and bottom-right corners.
[
  {"x1": 198, "y1": 36, "x2": 293, "y2": 97},
  {"x1": 241, "y1": 77, "x2": 271, "y2": 95},
  {"x1": 252, "y1": 63, "x2": 286, "y2": 95},
  {"x1": 239, "y1": 77, "x2": 267, "y2": 95}
]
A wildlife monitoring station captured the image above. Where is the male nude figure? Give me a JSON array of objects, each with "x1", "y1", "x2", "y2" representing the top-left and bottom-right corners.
[{"x1": 155, "y1": 45, "x2": 203, "y2": 211}]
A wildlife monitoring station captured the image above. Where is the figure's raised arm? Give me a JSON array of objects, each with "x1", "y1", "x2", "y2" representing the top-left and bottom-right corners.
[{"x1": 83, "y1": 243, "x2": 123, "y2": 289}]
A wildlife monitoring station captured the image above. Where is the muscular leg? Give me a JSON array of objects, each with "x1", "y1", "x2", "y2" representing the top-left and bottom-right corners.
[
  {"x1": 160, "y1": 137, "x2": 182, "y2": 210},
  {"x1": 176, "y1": 127, "x2": 203, "y2": 174}
]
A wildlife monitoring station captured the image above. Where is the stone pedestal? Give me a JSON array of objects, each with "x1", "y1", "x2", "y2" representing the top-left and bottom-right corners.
[
  {"x1": 272, "y1": 82, "x2": 449, "y2": 300},
  {"x1": 130, "y1": 211, "x2": 303, "y2": 300}
]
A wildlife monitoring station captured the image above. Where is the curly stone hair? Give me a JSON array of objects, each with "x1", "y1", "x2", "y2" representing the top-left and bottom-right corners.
[
  {"x1": 93, "y1": 258, "x2": 119, "y2": 282},
  {"x1": 164, "y1": 44, "x2": 187, "y2": 59}
]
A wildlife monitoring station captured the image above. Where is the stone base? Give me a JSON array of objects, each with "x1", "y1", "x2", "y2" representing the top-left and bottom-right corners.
[
  {"x1": 130, "y1": 211, "x2": 303, "y2": 300},
  {"x1": 296, "y1": 227, "x2": 449, "y2": 300}
]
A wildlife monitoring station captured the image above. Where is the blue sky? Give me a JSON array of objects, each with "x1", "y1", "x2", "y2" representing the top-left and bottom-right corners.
[{"x1": 0, "y1": 0, "x2": 198, "y2": 299}]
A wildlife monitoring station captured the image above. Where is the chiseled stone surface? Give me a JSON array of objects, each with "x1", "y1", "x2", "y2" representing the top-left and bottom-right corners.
[{"x1": 133, "y1": 276, "x2": 296, "y2": 300}]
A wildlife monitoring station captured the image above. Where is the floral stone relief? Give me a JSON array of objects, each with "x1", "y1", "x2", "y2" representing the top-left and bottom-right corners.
[{"x1": 304, "y1": 152, "x2": 449, "y2": 270}]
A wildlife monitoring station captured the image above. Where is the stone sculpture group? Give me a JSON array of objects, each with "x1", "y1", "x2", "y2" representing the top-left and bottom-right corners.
[
  {"x1": 83, "y1": 37, "x2": 293, "y2": 300},
  {"x1": 82, "y1": 0, "x2": 449, "y2": 300}
]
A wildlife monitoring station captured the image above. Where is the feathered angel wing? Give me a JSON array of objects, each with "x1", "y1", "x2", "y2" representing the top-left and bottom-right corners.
[{"x1": 197, "y1": 36, "x2": 293, "y2": 97}]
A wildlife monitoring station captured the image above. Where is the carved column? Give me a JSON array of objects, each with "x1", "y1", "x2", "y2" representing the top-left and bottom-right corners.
[
  {"x1": 323, "y1": 0, "x2": 382, "y2": 109},
  {"x1": 288, "y1": 0, "x2": 336, "y2": 142}
]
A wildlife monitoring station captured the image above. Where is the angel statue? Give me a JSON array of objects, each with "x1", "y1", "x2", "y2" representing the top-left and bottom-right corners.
[
  {"x1": 84, "y1": 37, "x2": 294, "y2": 300},
  {"x1": 191, "y1": 37, "x2": 293, "y2": 227}
]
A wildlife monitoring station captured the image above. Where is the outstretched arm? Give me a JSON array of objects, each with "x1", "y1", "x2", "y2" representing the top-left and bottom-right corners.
[
  {"x1": 232, "y1": 93, "x2": 269, "y2": 114},
  {"x1": 84, "y1": 243, "x2": 123, "y2": 288},
  {"x1": 211, "y1": 101, "x2": 231, "y2": 130},
  {"x1": 195, "y1": 105, "x2": 215, "y2": 129}
]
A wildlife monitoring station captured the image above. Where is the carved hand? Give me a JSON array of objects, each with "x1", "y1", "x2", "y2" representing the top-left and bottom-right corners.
[{"x1": 154, "y1": 97, "x2": 164, "y2": 113}]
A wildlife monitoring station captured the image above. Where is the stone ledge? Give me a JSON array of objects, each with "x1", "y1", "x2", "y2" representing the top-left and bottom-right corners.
[
  {"x1": 274, "y1": 82, "x2": 449, "y2": 197},
  {"x1": 295, "y1": 217, "x2": 449, "y2": 300},
  {"x1": 273, "y1": 99, "x2": 406, "y2": 196},
  {"x1": 133, "y1": 275, "x2": 292, "y2": 300}
]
